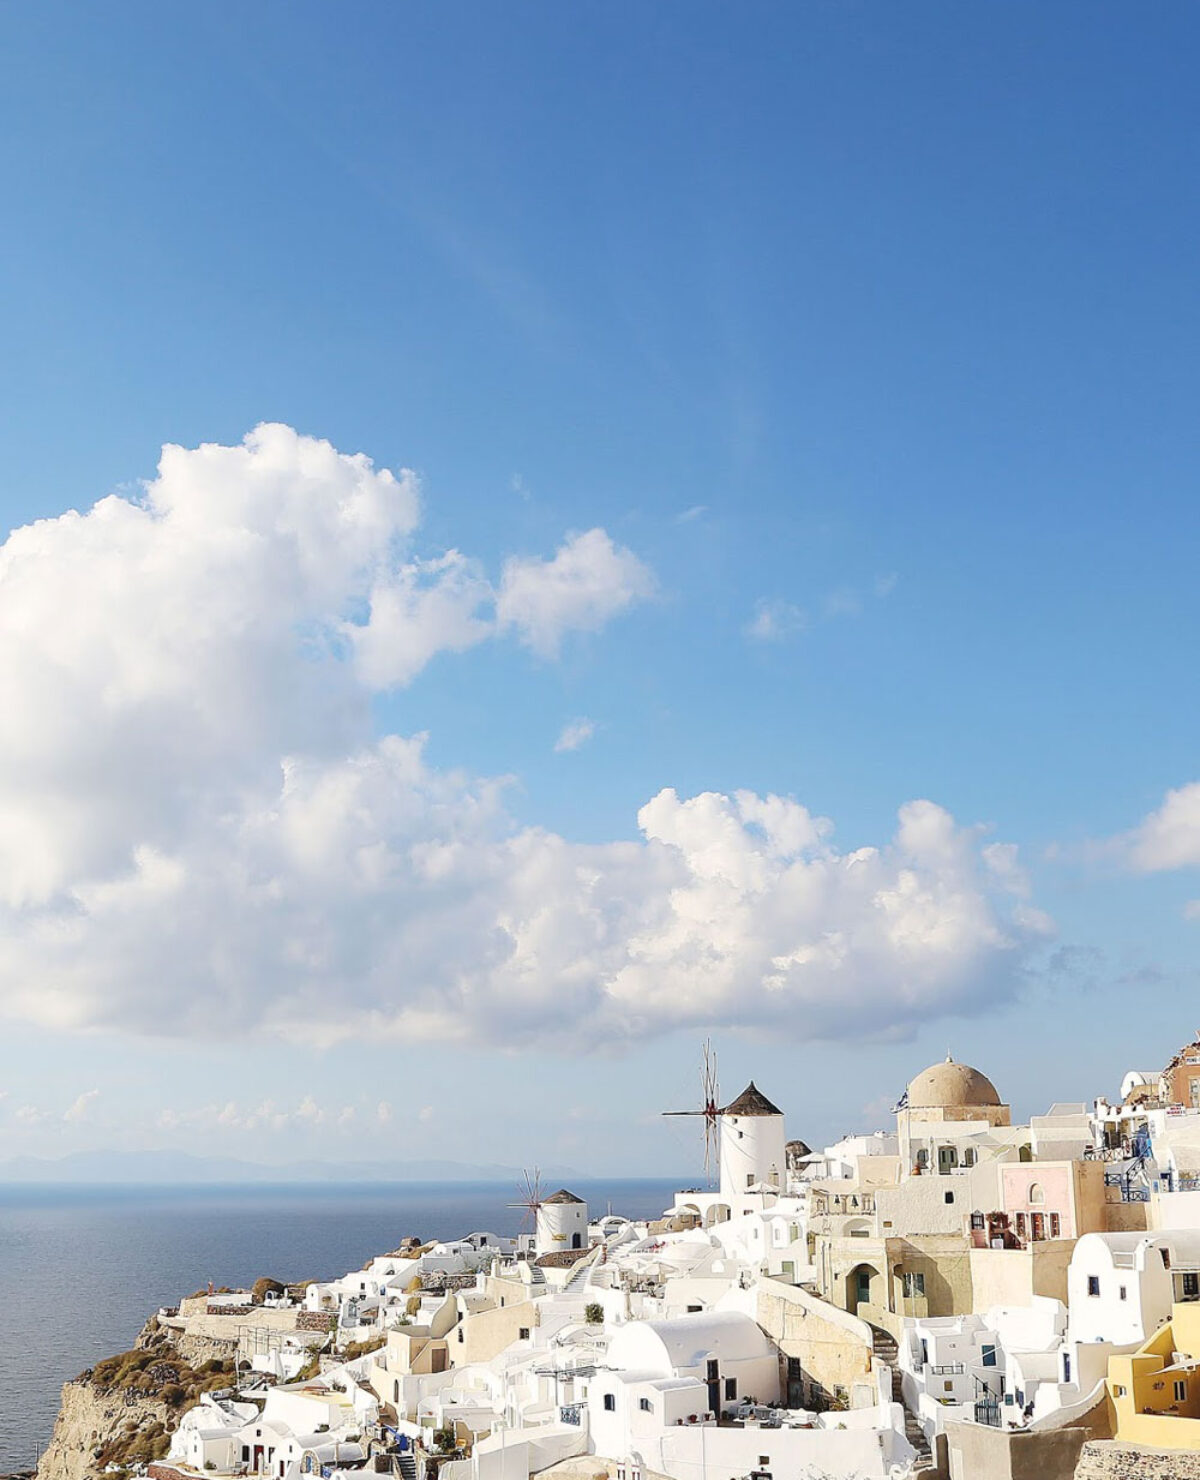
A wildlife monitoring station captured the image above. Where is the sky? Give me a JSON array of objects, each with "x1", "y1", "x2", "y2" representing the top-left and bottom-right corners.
[{"x1": 1, "y1": 1, "x2": 1200, "y2": 1177}]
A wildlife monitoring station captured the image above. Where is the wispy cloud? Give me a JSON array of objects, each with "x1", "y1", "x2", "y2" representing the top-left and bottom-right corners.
[
  {"x1": 751, "y1": 573, "x2": 898, "y2": 641},
  {"x1": 675, "y1": 504, "x2": 707, "y2": 524},
  {"x1": 63, "y1": 1089, "x2": 100, "y2": 1123},
  {"x1": 745, "y1": 597, "x2": 807, "y2": 642},
  {"x1": 555, "y1": 717, "x2": 596, "y2": 753}
]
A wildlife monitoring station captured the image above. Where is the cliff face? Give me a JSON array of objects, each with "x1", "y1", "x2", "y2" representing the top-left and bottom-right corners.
[
  {"x1": 35, "y1": 1319, "x2": 240, "y2": 1480},
  {"x1": 34, "y1": 1380, "x2": 175, "y2": 1480}
]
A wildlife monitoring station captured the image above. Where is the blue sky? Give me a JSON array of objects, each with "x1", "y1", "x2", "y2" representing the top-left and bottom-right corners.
[{"x1": 1, "y1": 2, "x2": 1200, "y2": 1175}]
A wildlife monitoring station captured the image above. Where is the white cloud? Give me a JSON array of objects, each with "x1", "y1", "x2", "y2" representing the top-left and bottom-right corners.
[
  {"x1": 555, "y1": 718, "x2": 595, "y2": 753},
  {"x1": 63, "y1": 1089, "x2": 100, "y2": 1122},
  {"x1": 1124, "y1": 783, "x2": 1200, "y2": 873},
  {"x1": 745, "y1": 597, "x2": 806, "y2": 642},
  {"x1": 0, "y1": 427, "x2": 1046, "y2": 1053},
  {"x1": 497, "y1": 528, "x2": 655, "y2": 657},
  {"x1": 350, "y1": 551, "x2": 494, "y2": 688},
  {"x1": 875, "y1": 572, "x2": 899, "y2": 599},
  {"x1": 675, "y1": 504, "x2": 706, "y2": 524},
  {"x1": 15, "y1": 1105, "x2": 50, "y2": 1126},
  {"x1": 418, "y1": 1105, "x2": 435, "y2": 1123},
  {"x1": 377, "y1": 1100, "x2": 393, "y2": 1125}
]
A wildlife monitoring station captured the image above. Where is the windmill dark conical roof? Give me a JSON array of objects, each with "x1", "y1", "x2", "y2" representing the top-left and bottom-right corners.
[
  {"x1": 721, "y1": 1081, "x2": 783, "y2": 1117},
  {"x1": 542, "y1": 1188, "x2": 585, "y2": 1204}
]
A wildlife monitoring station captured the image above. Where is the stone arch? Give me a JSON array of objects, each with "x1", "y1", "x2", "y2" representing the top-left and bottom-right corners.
[{"x1": 845, "y1": 1261, "x2": 884, "y2": 1314}]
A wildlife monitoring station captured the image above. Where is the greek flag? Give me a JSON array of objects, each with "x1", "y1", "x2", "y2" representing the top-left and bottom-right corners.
[{"x1": 893, "y1": 1088, "x2": 909, "y2": 1112}]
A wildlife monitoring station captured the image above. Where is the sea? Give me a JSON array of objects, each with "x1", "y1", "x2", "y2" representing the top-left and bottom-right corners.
[{"x1": 0, "y1": 1177, "x2": 682, "y2": 1474}]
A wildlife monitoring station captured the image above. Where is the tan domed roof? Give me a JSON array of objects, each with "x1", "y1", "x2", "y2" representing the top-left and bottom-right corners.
[{"x1": 906, "y1": 1055, "x2": 1001, "y2": 1111}]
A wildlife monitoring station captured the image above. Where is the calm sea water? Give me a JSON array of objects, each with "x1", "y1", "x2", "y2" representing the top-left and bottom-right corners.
[{"x1": 0, "y1": 1178, "x2": 681, "y2": 1473}]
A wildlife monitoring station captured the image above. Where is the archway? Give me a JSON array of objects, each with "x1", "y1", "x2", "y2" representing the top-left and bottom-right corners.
[{"x1": 845, "y1": 1262, "x2": 882, "y2": 1314}]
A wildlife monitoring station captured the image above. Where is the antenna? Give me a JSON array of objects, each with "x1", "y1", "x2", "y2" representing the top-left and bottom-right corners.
[
  {"x1": 663, "y1": 1038, "x2": 721, "y2": 1186},
  {"x1": 509, "y1": 1168, "x2": 544, "y2": 1234}
]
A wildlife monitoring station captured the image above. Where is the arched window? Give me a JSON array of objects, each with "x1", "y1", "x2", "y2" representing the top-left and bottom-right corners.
[{"x1": 1029, "y1": 1183, "x2": 1045, "y2": 1205}]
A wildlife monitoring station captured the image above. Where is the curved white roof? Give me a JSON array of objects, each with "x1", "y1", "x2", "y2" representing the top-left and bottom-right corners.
[
  {"x1": 606, "y1": 1310, "x2": 774, "y2": 1376},
  {"x1": 1072, "y1": 1230, "x2": 1200, "y2": 1267}
]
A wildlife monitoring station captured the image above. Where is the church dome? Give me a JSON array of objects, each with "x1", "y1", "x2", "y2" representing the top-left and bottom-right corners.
[{"x1": 907, "y1": 1055, "x2": 1001, "y2": 1111}]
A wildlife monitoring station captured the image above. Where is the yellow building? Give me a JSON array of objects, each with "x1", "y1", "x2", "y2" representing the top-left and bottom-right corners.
[{"x1": 1108, "y1": 1300, "x2": 1200, "y2": 1450}]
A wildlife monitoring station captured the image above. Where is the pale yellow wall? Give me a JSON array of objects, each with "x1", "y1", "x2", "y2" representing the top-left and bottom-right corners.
[
  {"x1": 1030, "y1": 1239, "x2": 1075, "y2": 1304},
  {"x1": 812, "y1": 1232, "x2": 975, "y2": 1320},
  {"x1": 377, "y1": 1329, "x2": 449, "y2": 1376},
  {"x1": 969, "y1": 1248, "x2": 1037, "y2": 1312},
  {"x1": 452, "y1": 1299, "x2": 538, "y2": 1367},
  {"x1": 854, "y1": 1157, "x2": 902, "y2": 1190},
  {"x1": 888, "y1": 1235, "x2": 975, "y2": 1317},
  {"x1": 902, "y1": 1103, "x2": 1012, "y2": 1128},
  {"x1": 1104, "y1": 1198, "x2": 1149, "y2": 1234},
  {"x1": 484, "y1": 1273, "x2": 535, "y2": 1306},
  {"x1": 756, "y1": 1279, "x2": 872, "y2": 1404},
  {"x1": 1072, "y1": 1162, "x2": 1108, "y2": 1236}
]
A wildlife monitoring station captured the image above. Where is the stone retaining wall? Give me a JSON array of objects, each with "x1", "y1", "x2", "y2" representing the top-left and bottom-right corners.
[
  {"x1": 1075, "y1": 1440, "x2": 1200, "y2": 1479},
  {"x1": 297, "y1": 1310, "x2": 336, "y2": 1332}
]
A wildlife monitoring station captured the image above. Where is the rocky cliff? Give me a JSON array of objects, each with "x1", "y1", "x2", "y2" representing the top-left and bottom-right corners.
[
  {"x1": 35, "y1": 1319, "x2": 238, "y2": 1480},
  {"x1": 34, "y1": 1378, "x2": 177, "y2": 1480}
]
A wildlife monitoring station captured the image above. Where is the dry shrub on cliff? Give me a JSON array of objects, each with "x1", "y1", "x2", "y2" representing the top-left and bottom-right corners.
[
  {"x1": 339, "y1": 1333, "x2": 387, "y2": 1362},
  {"x1": 85, "y1": 1346, "x2": 236, "y2": 1397}
]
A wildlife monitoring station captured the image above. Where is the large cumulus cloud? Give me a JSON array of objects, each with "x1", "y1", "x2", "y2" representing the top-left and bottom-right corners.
[{"x1": 0, "y1": 425, "x2": 1049, "y2": 1047}]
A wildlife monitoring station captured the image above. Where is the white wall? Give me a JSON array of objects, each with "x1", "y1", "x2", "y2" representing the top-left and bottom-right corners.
[
  {"x1": 1066, "y1": 1236, "x2": 1171, "y2": 1346},
  {"x1": 720, "y1": 1113, "x2": 786, "y2": 1205},
  {"x1": 653, "y1": 1421, "x2": 911, "y2": 1480},
  {"x1": 1151, "y1": 1189, "x2": 1200, "y2": 1229}
]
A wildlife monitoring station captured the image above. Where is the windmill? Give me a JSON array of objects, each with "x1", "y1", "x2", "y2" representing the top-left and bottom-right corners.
[
  {"x1": 663, "y1": 1039, "x2": 721, "y2": 1186},
  {"x1": 510, "y1": 1167, "x2": 545, "y2": 1237}
]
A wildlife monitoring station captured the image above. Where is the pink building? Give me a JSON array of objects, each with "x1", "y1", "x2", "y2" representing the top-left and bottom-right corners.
[{"x1": 999, "y1": 1162, "x2": 1106, "y2": 1244}]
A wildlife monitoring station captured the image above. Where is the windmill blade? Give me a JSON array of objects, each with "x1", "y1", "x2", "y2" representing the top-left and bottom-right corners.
[
  {"x1": 663, "y1": 1039, "x2": 722, "y2": 1187},
  {"x1": 703, "y1": 1038, "x2": 720, "y2": 1187},
  {"x1": 509, "y1": 1166, "x2": 543, "y2": 1233}
]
